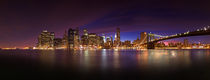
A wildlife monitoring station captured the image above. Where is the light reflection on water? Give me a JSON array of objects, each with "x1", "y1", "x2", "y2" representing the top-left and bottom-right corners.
[
  {"x1": 1, "y1": 49, "x2": 210, "y2": 79},
  {"x1": 1, "y1": 49, "x2": 210, "y2": 71},
  {"x1": 101, "y1": 49, "x2": 107, "y2": 70}
]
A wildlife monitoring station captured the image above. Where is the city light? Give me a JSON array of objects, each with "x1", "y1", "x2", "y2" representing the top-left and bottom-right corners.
[{"x1": 9, "y1": 26, "x2": 208, "y2": 50}]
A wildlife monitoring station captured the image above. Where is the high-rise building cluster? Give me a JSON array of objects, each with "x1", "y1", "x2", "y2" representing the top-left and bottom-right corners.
[
  {"x1": 68, "y1": 28, "x2": 80, "y2": 49},
  {"x1": 36, "y1": 28, "x2": 210, "y2": 50},
  {"x1": 37, "y1": 30, "x2": 55, "y2": 49},
  {"x1": 36, "y1": 27, "x2": 122, "y2": 49},
  {"x1": 37, "y1": 30, "x2": 68, "y2": 49}
]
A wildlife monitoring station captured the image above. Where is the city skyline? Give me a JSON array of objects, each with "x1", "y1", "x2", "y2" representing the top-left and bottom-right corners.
[
  {"x1": 1, "y1": 0, "x2": 210, "y2": 48},
  {"x1": 22, "y1": 27, "x2": 210, "y2": 50},
  {"x1": 1, "y1": 1, "x2": 210, "y2": 80},
  {"x1": 1, "y1": 25, "x2": 210, "y2": 48}
]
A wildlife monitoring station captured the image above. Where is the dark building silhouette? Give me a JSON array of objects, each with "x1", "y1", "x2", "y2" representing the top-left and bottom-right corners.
[
  {"x1": 62, "y1": 30, "x2": 68, "y2": 48},
  {"x1": 68, "y1": 27, "x2": 80, "y2": 49},
  {"x1": 54, "y1": 38, "x2": 63, "y2": 48},
  {"x1": 114, "y1": 27, "x2": 121, "y2": 47},
  {"x1": 116, "y1": 28, "x2": 120, "y2": 41},
  {"x1": 111, "y1": 36, "x2": 113, "y2": 47}
]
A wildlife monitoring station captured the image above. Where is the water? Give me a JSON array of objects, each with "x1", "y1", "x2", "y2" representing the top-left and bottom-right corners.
[{"x1": 0, "y1": 49, "x2": 210, "y2": 80}]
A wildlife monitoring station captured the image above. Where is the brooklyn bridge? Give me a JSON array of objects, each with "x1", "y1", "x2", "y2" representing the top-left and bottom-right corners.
[{"x1": 141, "y1": 26, "x2": 210, "y2": 49}]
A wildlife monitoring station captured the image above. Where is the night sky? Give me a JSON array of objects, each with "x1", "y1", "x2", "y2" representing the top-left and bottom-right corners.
[{"x1": 1, "y1": 0, "x2": 210, "y2": 48}]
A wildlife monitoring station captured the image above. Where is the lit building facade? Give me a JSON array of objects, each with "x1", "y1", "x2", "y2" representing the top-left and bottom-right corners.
[
  {"x1": 102, "y1": 34, "x2": 106, "y2": 43},
  {"x1": 87, "y1": 33, "x2": 104, "y2": 48},
  {"x1": 104, "y1": 37, "x2": 111, "y2": 48},
  {"x1": 37, "y1": 30, "x2": 55, "y2": 49},
  {"x1": 123, "y1": 40, "x2": 132, "y2": 47},
  {"x1": 81, "y1": 28, "x2": 89, "y2": 46}
]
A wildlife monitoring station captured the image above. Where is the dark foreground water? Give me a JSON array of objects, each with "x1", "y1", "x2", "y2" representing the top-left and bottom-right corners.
[{"x1": 0, "y1": 49, "x2": 210, "y2": 80}]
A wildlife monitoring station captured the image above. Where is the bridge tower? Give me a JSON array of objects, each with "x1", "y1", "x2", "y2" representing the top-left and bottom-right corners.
[{"x1": 147, "y1": 33, "x2": 155, "y2": 49}]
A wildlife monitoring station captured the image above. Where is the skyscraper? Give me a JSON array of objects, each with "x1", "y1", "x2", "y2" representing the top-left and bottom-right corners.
[
  {"x1": 37, "y1": 30, "x2": 55, "y2": 49},
  {"x1": 111, "y1": 36, "x2": 113, "y2": 47},
  {"x1": 104, "y1": 37, "x2": 111, "y2": 49},
  {"x1": 68, "y1": 28, "x2": 74, "y2": 49},
  {"x1": 62, "y1": 30, "x2": 68, "y2": 48},
  {"x1": 116, "y1": 27, "x2": 120, "y2": 42},
  {"x1": 99, "y1": 36, "x2": 104, "y2": 48},
  {"x1": 88, "y1": 33, "x2": 97, "y2": 46},
  {"x1": 74, "y1": 27, "x2": 80, "y2": 48},
  {"x1": 114, "y1": 27, "x2": 121, "y2": 47},
  {"x1": 102, "y1": 34, "x2": 106, "y2": 43},
  {"x1": 81, "y1": 28, "x2": 89, "y2": 46},
  {"x1": 68, "y1": 27, "x2": 80, "y2": 49},
  {"x1": 86, "y1": 33, "x2": 104, "y2": 48}
]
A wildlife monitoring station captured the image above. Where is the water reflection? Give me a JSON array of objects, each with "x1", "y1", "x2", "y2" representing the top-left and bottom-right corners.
[
  {"x1": 101, "y1": 49, "x2": 107, "y2": 70},
  {"x1": 136, "y1": 50, "x2": 193, "y2": 69},
  {"x1": 39, "y1": 50, "x2": 55, "y2": 69},
  {"x1": 136, "y1": 50, "x2": 149, "y2": 69},
  {"x1": 15, "y1": 49, "x2": 210, "y2": 71},
  {"x1": 113, "y1": 49, "x2": 120, "y2": 69}
]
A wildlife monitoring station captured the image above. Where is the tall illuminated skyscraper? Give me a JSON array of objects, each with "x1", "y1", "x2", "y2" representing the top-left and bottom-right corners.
[{"x1": 114, "y1": 33, "x2": 117, "y2": 40}]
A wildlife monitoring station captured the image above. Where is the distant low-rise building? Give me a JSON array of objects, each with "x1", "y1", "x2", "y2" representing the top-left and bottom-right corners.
[
  {"x1": 123, "y1": 40, "x2": 132, "y2": 47},
  {"x1": 54, "y1": 38, "x2": 63, "y2": 49}
]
